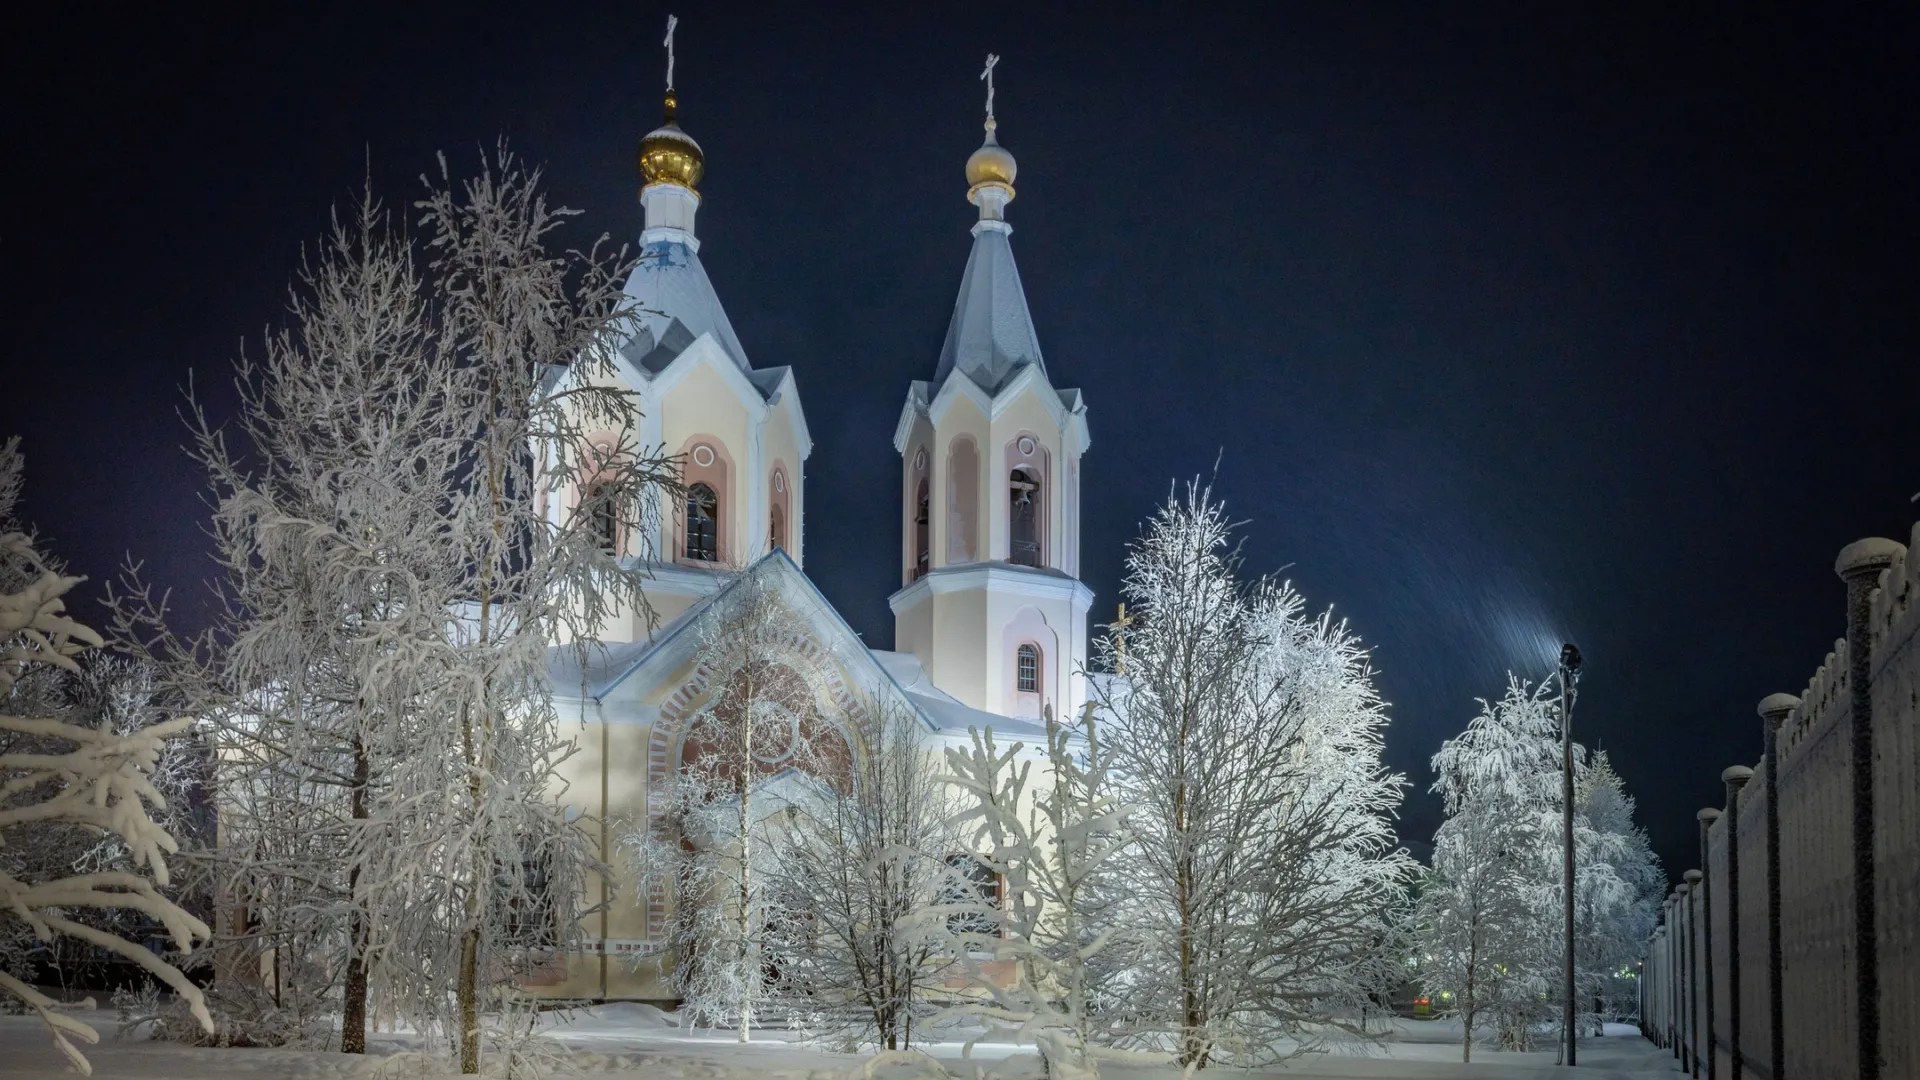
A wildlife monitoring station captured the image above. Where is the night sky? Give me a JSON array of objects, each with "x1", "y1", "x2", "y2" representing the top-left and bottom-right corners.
[{"x1": 4, "y1": 4, "x2": 1915, "y2": 880}]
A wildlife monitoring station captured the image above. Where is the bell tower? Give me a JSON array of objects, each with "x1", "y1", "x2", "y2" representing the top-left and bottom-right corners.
[{"x1": 889, "y1": 57, "x2": 1092, "y2": 721}]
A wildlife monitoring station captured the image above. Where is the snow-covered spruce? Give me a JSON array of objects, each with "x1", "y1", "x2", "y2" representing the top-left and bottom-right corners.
[
  {"x1": 0, "y1": 439, "x2": 213, "y2": 1074},
  {"x1": 1087, "y1": 481, "x2": 1415, "y2": 1068}
]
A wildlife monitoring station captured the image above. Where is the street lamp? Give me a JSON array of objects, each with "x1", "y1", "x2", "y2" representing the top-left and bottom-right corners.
[{"x1": 1559, "y1": 642, "x2": 1583, "y2": 1066}]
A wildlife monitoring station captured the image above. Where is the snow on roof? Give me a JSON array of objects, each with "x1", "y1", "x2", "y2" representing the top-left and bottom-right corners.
[
  {"x1": 546, "y1": 576, "x2": 1049, "y2": 744},
  {"x1": 867, "y1": 649, "x2": 1049, "y2": 739},
  {"x1": 545, "y1": 583, "x2": 724, "y2": 700},
  {"x1": 932, "y1": 224, "x2": 1045, "y2": 397},
  {"x1": 619, "y1": 236, "x2": 751, "y2": 375}
]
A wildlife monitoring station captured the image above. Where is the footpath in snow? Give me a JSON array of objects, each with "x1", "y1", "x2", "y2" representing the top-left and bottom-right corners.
[{"x1": 0, "y1": 1009, "x2": 1679, "y2": 1080}]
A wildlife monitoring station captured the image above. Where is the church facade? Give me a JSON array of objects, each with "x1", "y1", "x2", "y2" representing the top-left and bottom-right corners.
[{"x1": 534, "y1": 77, "x2": 1091, "y2": 1002}]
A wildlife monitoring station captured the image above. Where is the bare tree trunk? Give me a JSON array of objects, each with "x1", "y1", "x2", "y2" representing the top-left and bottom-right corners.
[
  {"x1": 459, "y1": 926, "x2": 480, "y2": 1071},
  {"x1": 1463, "y1": 920, "x2": 1477, "y2": 1064},
  {"x1": 737, "y1": 685, "x2": 753, "y2": 1044},
  {"x1": 460, "y1": 451, "x2": 503, "y2": 1074},
  {"x1": 342, "y1": 734, "x2": 371, "y2": 1053},
  {"x1": 458, "y1": 686, "x2": 485, "y2": 1072},
  {"x1": 1175, "y1": 684, "x2": 1203, "y2": 1069}
]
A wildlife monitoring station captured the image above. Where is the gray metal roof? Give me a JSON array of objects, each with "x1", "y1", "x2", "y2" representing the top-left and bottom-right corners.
[
  {"x1": 932, "y1": 225, "x2": 1045, "y2": 396},
  {"x1": 618, "y1": 236, "x2": 751, "y2": 375}
]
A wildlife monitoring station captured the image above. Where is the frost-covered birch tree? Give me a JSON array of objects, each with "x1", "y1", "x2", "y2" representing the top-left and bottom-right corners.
[
  {"x1": 0, "y1": 439, "x2": 213, "y2": 1073},
  {"x1": 765, "y1": 695, "x2": 958, "y2": 1051},
  {"x1": 113, "y1": 152, "x2": 674, "y2": 1071},
  {"x1": 627, "y1": 567, "x2": 841, "y2": 1042},
  {"x1": 390, "y1": 147, "x2": 676, "y2": 1073},
  {"x1": 936, "y1": 706, "x2": 1134, "y2": 1080},
  {"x1": 1089, "y1": 482, "x2": 1412, "y2": 1067}
]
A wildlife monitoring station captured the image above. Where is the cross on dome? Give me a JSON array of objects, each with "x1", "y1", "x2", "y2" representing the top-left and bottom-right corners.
[
  {"x1": 664, "y1": 14, "x2": 678, "y2": 90},
  {"x1": 981, "y1": 53, "x2": 999, "y2": 124},
  {"x1": 965, "y1": 53, "x2": 1017, "y2": 204},
  {"x1": 638, "y1": 13, "x2": 703, "y2": 192}
]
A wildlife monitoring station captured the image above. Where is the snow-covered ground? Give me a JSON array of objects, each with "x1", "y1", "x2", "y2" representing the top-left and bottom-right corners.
[{"x1": 0, "y1": 1008, "x2": 1677, "y2": 1080}]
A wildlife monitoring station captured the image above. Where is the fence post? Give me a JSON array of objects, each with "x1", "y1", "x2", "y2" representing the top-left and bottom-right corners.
[
  {"x1": 1685, "y1": 871, "x2": 1703, "y2": 1077},
  {"x1": 1671, "y1": 893, "x2": 1684, "y2": 1057},
  {"x1": 1666, "y1": 891, "x2": 1681, "y2": 1053},
  {"x1": 1757, "y1": 692, "x2": 1799, "y2": 1080},
  {"x1": 1698, "y1": 812, "x2": 1721, "y2": 1080},
  {"x1": 1649, "y1": 930, "x2": 1661, "y2": 1042},
  {"x1": 1836, "y1": 538, "x2": 1901, "y2": 1080},
  {"x1": 1723, "y1": 765, "x2": 1753, "y2": 1079}
]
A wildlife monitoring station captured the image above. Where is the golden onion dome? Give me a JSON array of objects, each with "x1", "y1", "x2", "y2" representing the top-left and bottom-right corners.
[
  {"x1": 638, "y1": 92, "x2": 704, "y2": 191},
  {"x1": 965, "y1": 120, "x2": 1016, "y2": 189}
]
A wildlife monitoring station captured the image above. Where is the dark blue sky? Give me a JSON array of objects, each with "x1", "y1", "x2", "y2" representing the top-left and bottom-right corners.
[{"x1": 4, "y1": 3, "x2": 1915, "y2": 877}]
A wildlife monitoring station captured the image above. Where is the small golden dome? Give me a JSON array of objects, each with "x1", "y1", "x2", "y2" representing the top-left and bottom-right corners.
[
  {"x1": 639, "y1": 92, "x2": 704, "y2": 191},
  {"x1": 965, "y1": 120, "x2": 1016, "y2": 189}
]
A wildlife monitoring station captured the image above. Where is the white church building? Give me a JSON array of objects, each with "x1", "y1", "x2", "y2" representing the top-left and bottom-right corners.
[{"x1": 534, "y1": 72, "x2": 1092, "y2": 1002}]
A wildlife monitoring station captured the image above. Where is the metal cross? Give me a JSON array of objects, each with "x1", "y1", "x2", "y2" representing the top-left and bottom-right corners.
[
  {"x1": 981, "y1": 53, "x2": 1000, "y2": 121},
  {"x1": 664, "y1": 15, "x2": 679, "y2": 90}
]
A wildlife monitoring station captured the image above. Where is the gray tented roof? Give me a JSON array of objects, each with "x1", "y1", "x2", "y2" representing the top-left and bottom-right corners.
[
  {"x1": 619, "y1": 236, "x2": 750, "y2": 374},
  {"x1": 932, "y1": 225, "x2": 1046, "y2": 396}
]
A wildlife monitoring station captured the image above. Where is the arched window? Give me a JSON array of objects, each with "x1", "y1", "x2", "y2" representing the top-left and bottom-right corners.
[
  {"x1": 1016, "y1": 643, "x2": 1040, "y2": 694},
  {"x1": 584, "y1": 483, "x2": 619, "y2": 555},
  {"x1": 913, "y1": 479, "x2": 931, "y2": 580},
  {"x1": 946, "y1": 437, "x2": 980, "y2": 563},
  {"x1": 685, "y1": 482, "x2": 719, "y2": 562},
  {"x1": 768, "y1": 466, "x2": 792, "y2": 557},
  {"x1": 1009, "y1": 467, "x2": 1041, "y2": 567}
]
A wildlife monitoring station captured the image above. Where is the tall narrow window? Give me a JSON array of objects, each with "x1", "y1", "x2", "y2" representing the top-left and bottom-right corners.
[
  {"x1": 499, "y1": 849, "x2": 556, "y2": 950},
  {"x1": 769, "y1": 503, "x2": 786, "y2": 552},
  {"x1": 913, "y1": 479, "x2": 931, "y2": 579},
  {"x1": 585, "y1": 483, "x2": 619, "y2": 555},
  {"x1": 685, "y1": 482, "x2": 719, "y2": 562},
  {"x1": 1016, "y1": 643, "x2": 1040, "y2": 694},
  {"x1": 1009, "y1": 467, "x2": 1041, "y2": 567},
  {"x1": 944, "y1": 854, "x2": 1000, "y2": 936}
]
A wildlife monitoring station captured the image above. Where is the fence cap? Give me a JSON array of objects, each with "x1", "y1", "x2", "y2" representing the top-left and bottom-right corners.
[
  {"x1": 1835, "y1": 537, "x2": 1904, "y2": 581},
  {"x1": 1757, "y1": 692, "x2": 1800, "y2": 719},
  {"x1": 1722, "y1": 764, "x2": 1754, "y2": 785},
  {"x1": 1684, "y1": 869, "x2": 1703, "y2": 884},
  {"x1": 1697, "y1": 806, "x2": 1721, "y2": 822}
]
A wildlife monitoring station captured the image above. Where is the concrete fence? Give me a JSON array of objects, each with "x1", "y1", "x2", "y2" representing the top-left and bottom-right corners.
[{"x1": 1641, "y1": 524, "x2": 1920, "y2": 1080}]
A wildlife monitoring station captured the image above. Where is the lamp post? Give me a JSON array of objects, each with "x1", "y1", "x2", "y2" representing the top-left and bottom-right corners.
[{"x1": 1559, "y1": 642, "x2": 1582, "y2": 1066}]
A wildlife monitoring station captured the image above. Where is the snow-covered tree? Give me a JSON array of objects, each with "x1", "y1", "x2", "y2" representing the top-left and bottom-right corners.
[
  {"x1": 114, "y1": 153, "x2": 675, "y2": 1071},
  {"x1": 0, "y1": 439, "x2": 213, "y2": 1073},
  {"x1": 1088, "y1": 482, "x2": 1413, "y2": 1067},
  {"x1": 384, "y1": 147, "x2": 676, "y2": 1073},
  {"x1": 1420, "y1": 679, "x2": 1662, "y2": 1052},
  {"x1": 1572, "y1": 751, "x2": 1661, "y2": 1025},
  {"x1": 628, "y1": 567, "x2": 844, "y2": 1042},
  {"x1": 1414, "y1": 787, "x2": 1549, "y2": 1061},
  {"x1": 2, "y1": 656, "x2": 215, "y2": 996},
  {"x1": 935, "y1": 706, "x2": 1134, "y2": 1080},
  {"x1": 765, "y1": 694, "x2": 959, "y2": 1051},
  {"x1": 1419, "y1": 675, "x2": 1579, "y2": 1054}
]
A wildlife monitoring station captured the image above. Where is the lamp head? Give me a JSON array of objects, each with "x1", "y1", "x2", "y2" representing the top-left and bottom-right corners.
[{"x1": 1560, "y1": 642, "x2": 1583, "y2": 674}]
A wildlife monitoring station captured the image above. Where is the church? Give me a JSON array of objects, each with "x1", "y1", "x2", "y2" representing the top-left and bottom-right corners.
[{"x1": 533, "y1": 62, "x2": 1093, "y2": 1002}]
